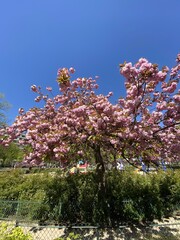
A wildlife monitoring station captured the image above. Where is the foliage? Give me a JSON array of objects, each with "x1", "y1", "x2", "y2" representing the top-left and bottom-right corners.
[
  {"x1": 0, "y1": 55, "x2": 179, "y2": 169},
  {"x1": 0, "y1": 170, "x2": 25, "y2": 200},
  {"x1": 0, "y1": 143, "x2": 24, "y2": 167},
  {"x1": 0, "y1": 169, "x2": 179, "y2": 226},
  {"x1": 0, "y1": 93, "x2": 10, "y2": 127},
  {"x1": 0, "y1": 223, "x2": 32, "y2": 240}
]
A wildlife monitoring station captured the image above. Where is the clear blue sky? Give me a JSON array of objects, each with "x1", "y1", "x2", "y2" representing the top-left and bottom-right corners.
[{"x1": 0, "y1": 0, "x2": 180, "y2": 124}]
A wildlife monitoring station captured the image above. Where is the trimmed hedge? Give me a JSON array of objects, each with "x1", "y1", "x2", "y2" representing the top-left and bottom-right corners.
[{"x1": 0, "y1": 169, "x2": 179, "y2": 226}]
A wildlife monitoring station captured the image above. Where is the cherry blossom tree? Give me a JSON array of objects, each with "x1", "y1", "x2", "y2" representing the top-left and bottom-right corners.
[
  {"x1": 0, "y1": 54, "x2": 179, "y2": 221},
  {"x1": 0, "y1": 55, "x2": 180, "y2": 183}
]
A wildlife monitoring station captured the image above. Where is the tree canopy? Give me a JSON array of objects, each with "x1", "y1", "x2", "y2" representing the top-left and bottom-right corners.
[{"x1": 0, "y1": 55, "x2": 180, "y2": 170}]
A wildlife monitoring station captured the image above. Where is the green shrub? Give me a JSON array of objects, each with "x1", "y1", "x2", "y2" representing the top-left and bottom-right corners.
[
  {"x1": 0, "y1": 223, "x2": 32, "y2": 240},
  {"x1": 0, "y1": 169, "x2": 179, "y2": 226},
  {"x1": 0, "y1": 170, "x2": 25, "y2": 200}
]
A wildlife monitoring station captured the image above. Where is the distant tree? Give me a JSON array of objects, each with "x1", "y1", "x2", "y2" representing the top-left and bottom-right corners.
[
  {"x1": 0, "y1": 93, "x2": 10, "y2": 127},
  {"x1": 0, "y1": 142, "x2": 24, "y2": 167}
]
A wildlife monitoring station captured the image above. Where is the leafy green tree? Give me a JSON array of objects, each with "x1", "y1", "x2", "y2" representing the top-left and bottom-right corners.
[
  {"x1": 0, "y1": 93, "x2": 10, "y2": 127},
  {"x1": 0, "y1": 143, "x2": 24, "y2": 167}
]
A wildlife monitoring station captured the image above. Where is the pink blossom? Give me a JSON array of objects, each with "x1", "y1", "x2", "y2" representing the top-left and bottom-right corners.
[
  {"x1": 31, "y1": 85, "x2": 38, "y2": 92},
  {"x1": 77, "y1": 150, "x2": 83, "y2": 155},
  {"x1": 46, "y1": 87, "x2": 52, "y2": 91},
  {"x1": 173, "y1": 94, "x2": 180, "y2": 102},
  {"x1": 1, "y1": 54, "x2": 179, "y2": 167},
  {"x1": 18, "y1": 108, "x2": 24, "y2": 114},
  {"x1": 157, "y1": 71, "x2": 167, "y2": 81},
  {"x1": 69, "y1": 67, "x2": 75, "y2": 74},
  {"x1": 35, "y1": 96, "x2": 41, "y2": 102}
]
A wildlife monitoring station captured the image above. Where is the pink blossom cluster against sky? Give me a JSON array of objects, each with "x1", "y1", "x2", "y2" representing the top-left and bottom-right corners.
[
  {"x1": 1, "y1": 58, "x2": 179, "y2": 165},
  {"x1": 0, "y1": 0, "x2": 180, "y2": 124}
]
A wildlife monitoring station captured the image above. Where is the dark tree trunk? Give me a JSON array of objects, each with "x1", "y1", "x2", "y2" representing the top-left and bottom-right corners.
[
  {"x1": 94, "y1": 145, "x2": 110, "y2": 226},
  {"x1": 94, "y1": 145, "x2": 106, "y2": 193}
]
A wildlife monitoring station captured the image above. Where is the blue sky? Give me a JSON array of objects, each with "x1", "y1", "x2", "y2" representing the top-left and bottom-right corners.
[{"x1": 0, "y1": 0, "x2": 180, "y2": 124}]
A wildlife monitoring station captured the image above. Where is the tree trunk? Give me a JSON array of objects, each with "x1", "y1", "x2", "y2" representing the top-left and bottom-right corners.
[
  {"x1": 94, "y1": 145, "x2": 106, "y2": 193},
  {"x1": 94, "y1": 145, "x2": 110, "y2": 226}
]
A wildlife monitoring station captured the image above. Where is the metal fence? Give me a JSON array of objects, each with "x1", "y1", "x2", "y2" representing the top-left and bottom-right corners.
[
  {"x1": 0, "y1": 200, "x2": 43, "y2": 224},
  {"x1": 1, "y1": 220, "x2": 180, "y2": 240},
  {"x1": 0, "y1": 200, "x2": 180, "y2": 239}
]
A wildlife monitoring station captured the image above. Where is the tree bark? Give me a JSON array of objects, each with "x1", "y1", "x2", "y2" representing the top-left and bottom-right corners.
[
  {"x1": 94, "y1": 145, "x2": 110, "y2": 226},
  {"x1": 94, "y1": 145, "x2": 106, "y2": 193}
]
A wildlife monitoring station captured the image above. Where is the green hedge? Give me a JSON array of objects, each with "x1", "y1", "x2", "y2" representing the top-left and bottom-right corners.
[{"x1": 0, "y1": 169, "x2": 179, "y2": 226}]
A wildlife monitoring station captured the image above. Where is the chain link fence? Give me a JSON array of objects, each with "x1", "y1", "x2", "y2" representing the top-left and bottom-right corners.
[
  {"x1": 1, "y1": 220, "x2": 180, "y2": 240},
  {"x1": 0, "y1": 200, "x2": 180, "y2": 239},
  {"x1": 0, "y1": 200, "x2": 41, "y2": 221}
]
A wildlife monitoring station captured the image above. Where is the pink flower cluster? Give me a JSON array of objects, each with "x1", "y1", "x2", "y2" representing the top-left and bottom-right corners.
[{"x1": 0, "y1": 55, "x2": 179, "y2": 166}]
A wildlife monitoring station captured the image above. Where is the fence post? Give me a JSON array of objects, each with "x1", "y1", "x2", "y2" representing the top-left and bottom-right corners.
[
  {"x1": 15, "y1": 200, "x2": 20, "y2": 227},
  {"x1": 58, "y1": 199, "x2": 62, "y2": 219},
  {"x1": 96, "y1": 227, "x2": 99, "y2": 240}
]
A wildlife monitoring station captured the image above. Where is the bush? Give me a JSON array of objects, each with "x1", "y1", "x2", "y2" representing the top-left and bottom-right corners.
[
  {"x1": 0, "y1": 169, "x2": 179, "y2": 226},
  {"x1": 106, "y1": 169, "x2": 180, "y2": 224},
  {"x1": 0, "y1": 223, "x2": 32, "y2": 240}
]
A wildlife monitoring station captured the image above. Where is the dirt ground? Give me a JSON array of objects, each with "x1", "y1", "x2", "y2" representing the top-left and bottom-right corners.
[{"x1": 1, "y1": 215, "x2": 180, "y2": 240}]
